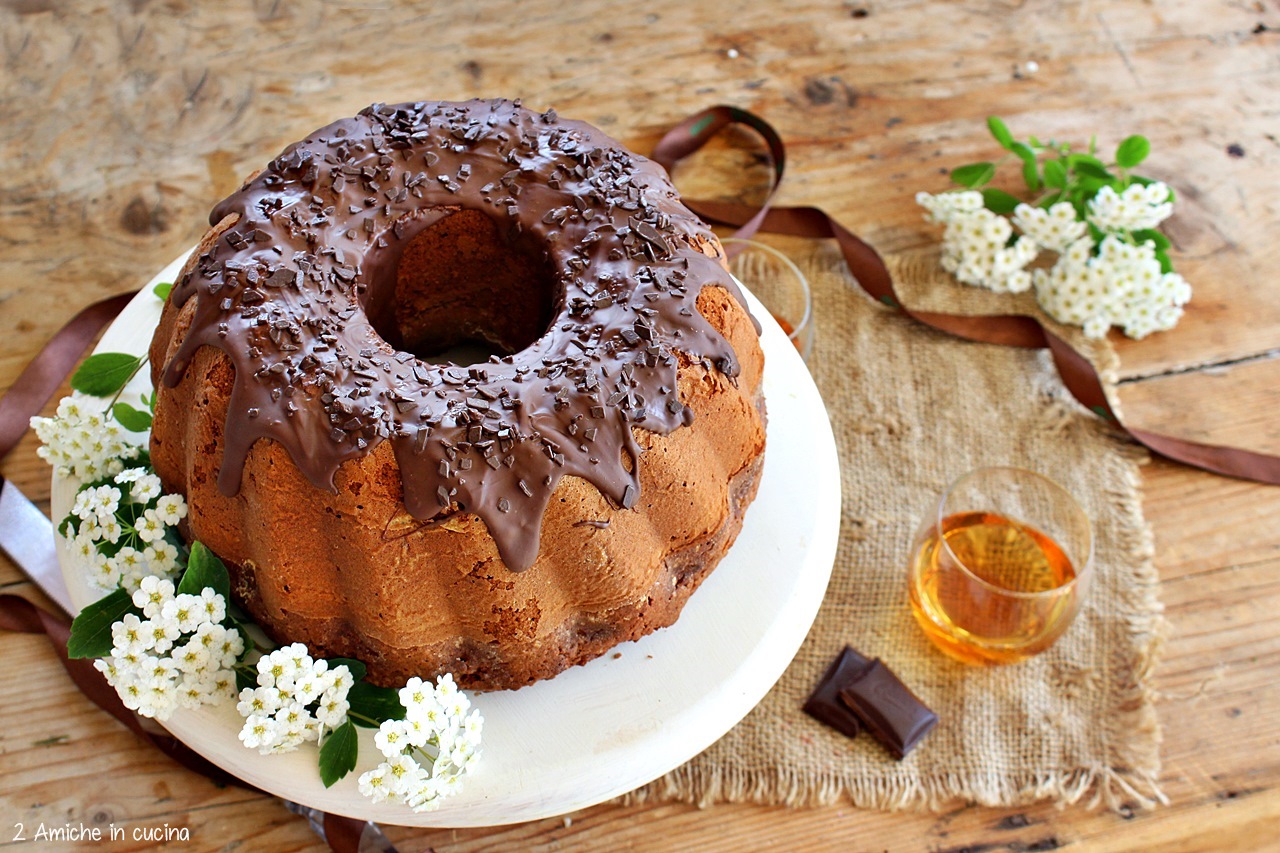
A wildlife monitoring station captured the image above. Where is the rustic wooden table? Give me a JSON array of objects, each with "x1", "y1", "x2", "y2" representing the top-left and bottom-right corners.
[{"x1": 3, "y1": 1, "x2": 1278, "y2": 850}]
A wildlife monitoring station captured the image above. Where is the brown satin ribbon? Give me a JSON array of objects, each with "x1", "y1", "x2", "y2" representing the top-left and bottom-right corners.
[
  {"x1": 0, "y1": 291, "x2": 383, "y2": 853},
  {"x1": 652, "y1": 105, "x2": 1280, "y2": 485}
]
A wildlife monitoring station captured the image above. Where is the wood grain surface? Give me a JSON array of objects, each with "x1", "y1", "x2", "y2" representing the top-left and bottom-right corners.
[{"x1": 2, "y1": 1, "x2": 1278, "y2": 850}]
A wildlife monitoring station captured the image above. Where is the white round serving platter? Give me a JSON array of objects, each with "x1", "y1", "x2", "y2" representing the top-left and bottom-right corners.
[{"x1": 53, "y1": 251, "x2": 841, "y2": 828}]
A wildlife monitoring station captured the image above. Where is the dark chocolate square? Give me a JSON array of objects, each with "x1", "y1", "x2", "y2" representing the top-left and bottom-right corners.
[
  {"x1": 838, "y1": 659, "x2": 938, "y2": 759},
  {"x1": 802, "y1": 646, "x2": 874, "y2": 739}
]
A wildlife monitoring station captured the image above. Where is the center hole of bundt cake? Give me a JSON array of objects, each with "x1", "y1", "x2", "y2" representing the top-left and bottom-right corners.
[{"x1": 373, "y1": 208, "x2": 558, "y2": 365}]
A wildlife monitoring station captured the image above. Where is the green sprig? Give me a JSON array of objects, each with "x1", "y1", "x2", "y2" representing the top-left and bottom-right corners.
[
  {"x1": 949, "y1": 116, "x2": 1157, "y2": 214},
  {"x1": 946, "y1": 116, "x2": 1175, "y2": 274}
]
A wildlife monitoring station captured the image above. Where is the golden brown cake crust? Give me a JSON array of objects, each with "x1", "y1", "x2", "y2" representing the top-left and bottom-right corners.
[{"x1": 148, "y1": 100, "x2": 765, "y2": 690}]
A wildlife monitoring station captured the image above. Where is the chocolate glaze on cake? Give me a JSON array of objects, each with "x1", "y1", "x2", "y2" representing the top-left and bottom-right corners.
[{"x1": 164, "y1": 99, "x2": 749, "y2": 572}]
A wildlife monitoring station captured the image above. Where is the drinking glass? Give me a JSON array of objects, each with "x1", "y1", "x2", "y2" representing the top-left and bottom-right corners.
[
  {"x1": 722, "y1": 238, "x2": 813, "y2": 361},
  {"x1": 907, "y1": 467, "x2": 1093, "y2": 665}
]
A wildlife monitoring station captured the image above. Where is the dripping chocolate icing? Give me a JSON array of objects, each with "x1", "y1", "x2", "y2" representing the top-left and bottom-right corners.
[{"x1": 164, "y1": 99, "x2": 754, "y2": 572}]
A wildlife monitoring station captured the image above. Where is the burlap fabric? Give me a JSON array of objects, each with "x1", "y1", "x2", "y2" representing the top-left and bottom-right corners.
[{"x1": 631, "y1": 242, "x2": 1166, "y2": 811}]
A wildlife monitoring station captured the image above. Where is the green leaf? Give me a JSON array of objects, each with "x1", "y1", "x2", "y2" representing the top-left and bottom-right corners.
[
  {"x1": 1132, "y1": 229, "x2": 1171, "y2": 251},
  {"x1": 153, "y1": 281, "x2": 173, "y2": 302},
  {"x1": 1010, "y1": 142, "x2": 1040, "y2": 191},
  {"x1": 981, "y1": 188, "x2": 1021, "y2": 215},
  {"x1": 328, "y1": 658, "x2": 368, "y2": 683},
  {"x1": 1115, "y1": 135, "x2": 1150, "y2": 168},
  {"x1": 236, "y1": 666, "x2": 256, "y2": 693},
  {"x1": 178, "y1": 541, "x2": 231, "y2": 601},
  {"x1": 1076, "y1": 175, "x2": 1113, "y2": 195},
  {"x1": 111, "y1": 402, "x2": 153, "y2": 432},
  {"x1": 347, "y1": 681, "x2": 407, "y2": 727},
  {"x1": 1154, "y1": 248, "x2": 1174, "y2": 274},
  {"x1": 67, "y1": 588, "x2": 135, "y2": 659},
  {"x1": 950, "y1": 162, "x2": 996, "y2": 188},
  {"x1": 986, "y1": 116, "x2": 1014, "y2": 150},
  {"x1": 1036, "y1": 192, "x2": 1063, "y2": 209},
  {"x1": 1043, "y1": 158, "x2": 1068, "y2": 189},
  {"x1": 70, "y1": 353, "x2": 143, "y2": 397},
  {"x1": 319, "y1": 721, "x2": 359, "y2": 788},
  {"x1": 1070, "y1": 159, "x2": 1114, "y2": 181}
]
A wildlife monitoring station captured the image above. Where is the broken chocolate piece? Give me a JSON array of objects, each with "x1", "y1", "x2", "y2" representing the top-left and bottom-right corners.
[
  {"x1": 802, "y1": 645, "x2": 874, "y2": 740},
  {"x1": 838, "y1": 659, "x2": 938, "y2": 759}
]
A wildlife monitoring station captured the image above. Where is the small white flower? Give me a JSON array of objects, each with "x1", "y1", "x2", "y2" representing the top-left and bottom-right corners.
[
  {"x1": 239, "y1": 713, "x2": 281, "y2": 752},
  {"x1": 71, "y1": 489, "x2": 97, "y2": 521},
  {"x1": 238, "y1": 685, "x2": 283, "y2": 718},
  {"x1": 134, "y1": 508, "x2": 167, "y2": 543},
  {"x1": 399, "y1": 677, "x2": 431, "y2": 710},
  {"x1": 434, "y1": 672, "x2": 459, "y2": 701},
  {"x1": 216, "y1": 629, "x2": 245, "y2": 668},
  {"x1": 92, "y1": 486, "x2": 122, "y2": 523},
  {"x1": 154, "y1": 494, "x2": 188, "y2": 526},
  {"x1": 111, "y1": 613, "x2": 147, "y2": 658},
  {"x1": 375, "y1": 720, "x2": 412, "y2": 758},
  {"x1": 358, "y1": 765, "x2": 393, "y2": 804},
  {"x1": 326, "y1": 665, "x2": 355, "y2": 696},
  {"x1": 386, "y1": 753, "x2": 429, "y2": 799},
  {"x1": 145, "y1": 616, "x2": 182, "y2": 655},
  {"x1": 97, "y1": 517, "x2": 124, "y2": 545},
  {"x1": 133, "y1": 576, "x2": 176, "y2": 619},
  {"x1": 70, "y1": 529, "x2": 96, "y2": 559},
  {"x1": 162, "y1": 593, "x2": 205, "y2": 634},
  {"x1": 131, "y1": 473, "x2": 163, "y2": 504},
  {"x1": 171, "y1": 637, "x2": 214, "y2": 674},
  {"x1": 93, "y1": 657, "x2": 119, "y2": 686},
  {"x1": 176, "y1": 672, "x2": 214, "y2": 709},
  {"x1": 292, "y1": 668, "x2": 326, "y2": 706},
  {"x1": 143, "y1": 540, "x2": 181, "y2": 575},
  {"x1": 315, "y1": 691, "x2": 350, "y2": 729},
  {"x1": 192, "y1": 588, "x2": 226, "y2": 626}
]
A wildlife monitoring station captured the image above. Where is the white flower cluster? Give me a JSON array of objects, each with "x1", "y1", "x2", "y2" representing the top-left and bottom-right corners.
[
  {"x1": 1034, "y1": 234, "x2": 1193, "y2": 339},
  {"x1": 1012, "y1": 201, "x2": 1088, "y2": 252},
  {"x1": 31, "y1": 397, "x2": 141, "y2": 481},
  {"x1": 917, "y1": 186, "x2": 1191, "y2": 339},
  {"x1": 66, "y1": 466, "x2": 188, "y2": 594},
  {"x1": 237, "y1": 644, "x2": 354, "y2": 755},
  {"x1": 919, "y1": 191, "x2": 1038, "y2": 294},
  {"x1": 358, "y1": 674, "x2": 483, "y2": 812},
  {"x1": 93, "y1": 577, "x2": 242, "y2": 720},
  {"x1": 1086, "y1": 182, "x2": 1174, "y2": 232}
]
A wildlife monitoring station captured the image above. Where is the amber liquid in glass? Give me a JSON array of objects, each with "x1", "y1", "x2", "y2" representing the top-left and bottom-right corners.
[{"x1": 909, "y1": 511, "x2": 1079, "y2": 665}]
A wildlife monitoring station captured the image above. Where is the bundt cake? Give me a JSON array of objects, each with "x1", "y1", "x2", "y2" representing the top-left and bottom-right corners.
[{"x1": 148, "y1": 99, "x2": 765, "y2": 691}]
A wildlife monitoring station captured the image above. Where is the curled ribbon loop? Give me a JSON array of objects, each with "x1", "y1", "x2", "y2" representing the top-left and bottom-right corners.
[{"x1": 653, "y1": 105, "x2": 1280, "y2": 485}]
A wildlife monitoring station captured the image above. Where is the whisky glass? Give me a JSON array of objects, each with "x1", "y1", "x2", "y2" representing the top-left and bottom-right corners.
[
  {"x1": 907, "y1": 467, "x2": 1093, "y2": 665},
  {"x1": 722, "y1": 238, "x2": 813, "y2": 362}
]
